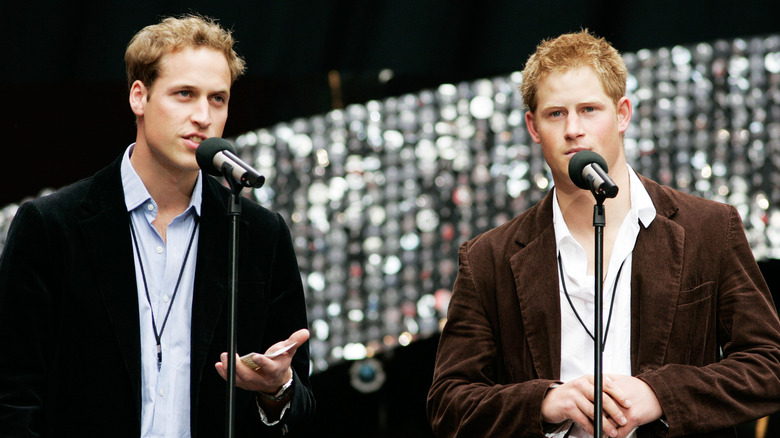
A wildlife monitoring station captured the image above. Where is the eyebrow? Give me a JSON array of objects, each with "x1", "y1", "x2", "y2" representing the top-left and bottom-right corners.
[
  {"x1": 540, "y1": 100, "x2": 606, "y2": 110},
  {"x1": 169, "y1": 83, "x2": 230, "y2": 96}
]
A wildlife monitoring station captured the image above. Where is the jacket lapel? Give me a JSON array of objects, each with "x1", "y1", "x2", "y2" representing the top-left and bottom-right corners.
[
  {"x1": 510, "y1": 193, "x2": 562, "y2": 380},
  {"x1": 76, "y1": 157, "x2": 142, "y2": 414},
  {"x1": 507, "y1": 178, "x2": 686, "y2": 379},
  {"x1": 189, "y1": 176, "x2": 230, "y2": 415},
  {"x1": 74, "y1": 160, "x2": 236, "y2": 426},
  {"x1": 630, "y1": 177, "x2": 684, "y2": 373}
]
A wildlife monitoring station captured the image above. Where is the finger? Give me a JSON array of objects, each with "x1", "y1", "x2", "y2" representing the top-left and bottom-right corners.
[
  {"x1": 214, "y1": 362, "x2": 227, "y2": 380},
  {"x1": 581, "y1": 375, "x2": 627, "y2": 435},
  {"x1": 604, "y1": 375, "x2": 633, "y2": 409},
  {"x1": 214, "y1": 353, "x2": 228, "y2": 380},
  {"x1": 215, "y1": 353, "x2": 261, "y2": 384},
  {"x1": 264, "y1": 342, "x2": 296, "y2": 358},
  {"x1": 252, "y1": 351, "x2": 290, "y2": 371},
  {"x1": 569, "y1": 405, "x2": 595, "y2": 437},
  {"x1": 235, "y1": 354, "x2": 272, "y2": 383},
  {"x1": 290, "y1": 328, "x2": 310, "y2": 344},
  {"x1": 601, "y1": 392, "x2": 628, "y2": 429},
  {"x1": 573, "y1": 416, "x2": 595, "y2": 436},
  {"x1": 600, "y1": 412, "x2": 622, "y2": 438},
  {"x1": 264, "y1": 328, "x2": 310, "y2": 357},
  {"x1": 589, "y1": 407, "x2": 620, "y2": 438},
  {"x1": 572, "y1": 382, "x2": 623, "y2": 436},
  {"x1": 580, "y1": 374, "x2": 599, "y2": 402},
  {"x1": 564, "y1": 377, "x2": 598, "y2": 422},
  {"x1": 573, "y1": 388, "x2": 620, "y2": 438}
]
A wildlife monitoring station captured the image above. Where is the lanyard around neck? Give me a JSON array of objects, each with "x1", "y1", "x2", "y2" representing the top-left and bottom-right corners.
[
  {"x1": 129, "y1": 216, "x2": 199, "y2": 370},
  {"x1": 557, "y1": 252, "x2": 626, "y2": 350}
]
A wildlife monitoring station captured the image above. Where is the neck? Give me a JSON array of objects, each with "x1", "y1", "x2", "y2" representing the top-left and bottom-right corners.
[
  {"x1": 556, "y1": 161, "x2": 632, "y2": 237},
  {"x1": 130, "y1": 145, "x2": 197, "y2": 217}
]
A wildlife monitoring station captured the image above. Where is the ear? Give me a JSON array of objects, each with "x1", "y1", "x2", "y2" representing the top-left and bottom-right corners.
[
  {"x1": 616, "y1": 96, "x2": 632, "y2": 134},
  {"x1": 129, "y1": 80, "x2": 148, "y2": 117},
  {"x1": 525, "y1": 110, "x2": 542, "y2": 144}
]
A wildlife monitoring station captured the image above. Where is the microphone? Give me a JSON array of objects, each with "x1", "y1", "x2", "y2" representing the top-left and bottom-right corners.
[
  {"x1": 196, "y1": 138, "x2": 265, "y2": 188},
  {"x1": 568, "y1": 150, "x2": 618, "y2": 198}
]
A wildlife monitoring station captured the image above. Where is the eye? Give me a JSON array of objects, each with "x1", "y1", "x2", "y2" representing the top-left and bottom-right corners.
[
  {"x1": 583, "y1": 106, "x2": 596, "y2": 113},
  {"x1": 550, "y1": 110, "x2": 563, "y2": 118},
  {"x1": 177, "y1": 90, "x2": 192, "y2": 98},
  {"x1": 210, "y1": 93, "x2": 229, "y2": 105}
]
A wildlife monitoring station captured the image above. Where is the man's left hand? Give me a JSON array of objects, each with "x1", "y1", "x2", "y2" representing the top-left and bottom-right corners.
[
  {"x1": 214, "y1": 328, "x2": 310, "y2": 394},
  {"x1": 606, "y1": 374, "x2": 663, "y2": 438}
]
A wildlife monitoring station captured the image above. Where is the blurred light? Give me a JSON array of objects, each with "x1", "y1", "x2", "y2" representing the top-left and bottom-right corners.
[
  {"x1": 349, "y1": 358, "x2": 386, "y2": 393},
  {"x1": 195, "y1": 35, "x2": 780, "y2": 371},
  {"x1": 343, "y1": 343, "x2": 367, "y2": 360},
  {"x1": 5, "y1": 34, "x2": 776, "y2": 377}
]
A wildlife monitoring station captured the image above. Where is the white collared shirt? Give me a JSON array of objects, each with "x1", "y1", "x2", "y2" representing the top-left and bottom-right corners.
[{"x1": 549, "y1": 166, "x2": 656, "y2": 438}]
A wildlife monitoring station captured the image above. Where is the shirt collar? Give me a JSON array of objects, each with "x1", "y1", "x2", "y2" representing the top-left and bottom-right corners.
[
  {"x1": 627, "y1": 164, "x2": 655, "y2": 228},
  {"x1": 553, "y1": 165, "x2": 656, "y2": 247},
  {"x1": 120, "y1": 144, "x2": 203, "y2": 217}
]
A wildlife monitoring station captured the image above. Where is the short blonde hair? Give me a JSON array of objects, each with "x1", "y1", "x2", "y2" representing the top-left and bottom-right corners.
[
  {"x1": 125, "y1": 14, "x2": 246, "y2": 90},
  {"x1": 520, "y1": 29, "x2": 626, "y2": 113}
]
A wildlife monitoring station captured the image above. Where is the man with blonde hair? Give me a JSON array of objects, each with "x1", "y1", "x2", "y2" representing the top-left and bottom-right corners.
[
  {"x1": 0, "y1": 14, "x2": 314, "y2": 437},
  {"x1": 428, "y1": 30, "x2": 780, "y2": 437}
]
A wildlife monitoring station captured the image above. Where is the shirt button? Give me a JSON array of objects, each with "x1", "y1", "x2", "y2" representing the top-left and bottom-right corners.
[
  {"x1": 159, "y1": 389, "x2": 165, "y2": 397},
  {"x1": 162, "y1": 294, "x2": 170, "y2": 303},
  {"x1": 156, "y1": 246, "x2": 164, "y2": 254},
  {"x1": 147, "y1": 203, "x2": 154, "y2": 211}
]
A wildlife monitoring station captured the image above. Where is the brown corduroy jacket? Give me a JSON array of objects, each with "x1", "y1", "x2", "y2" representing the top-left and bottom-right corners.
[{"x1": 428, "y1": 175, "x2": 780, "y2": 437}]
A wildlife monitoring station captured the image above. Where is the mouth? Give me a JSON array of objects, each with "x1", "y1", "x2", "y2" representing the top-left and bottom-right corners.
[
  {"x1": 186, "y1": 135, "x2": 205, "y2": 143},
  {"x1": 565, "y1": 147, "x2": 589, "y2": 157},
  {"x1": 183, "y1": 135, "x2": 207, "y2": 149}
]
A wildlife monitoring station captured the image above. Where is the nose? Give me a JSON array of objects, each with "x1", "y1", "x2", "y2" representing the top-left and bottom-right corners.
[
  {"x1": 191, "y1": 97, "x2": 212, "y2": 128},
  {"x1": 564, "y1": 113, "x2": 584, "y2": 140}
]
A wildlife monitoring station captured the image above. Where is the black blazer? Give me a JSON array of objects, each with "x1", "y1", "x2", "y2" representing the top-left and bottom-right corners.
[{"x1": 0, "y1": 156, "x2": 314, "y2": 437}]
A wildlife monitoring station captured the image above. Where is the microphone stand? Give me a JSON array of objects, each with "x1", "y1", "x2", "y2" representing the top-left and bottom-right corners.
[
  {"x1": 592, "y1": 192, "x2": 607, "y2": 437},
  {"x1": 223, "y1": 165, "x2": 242, "y2": 438}
]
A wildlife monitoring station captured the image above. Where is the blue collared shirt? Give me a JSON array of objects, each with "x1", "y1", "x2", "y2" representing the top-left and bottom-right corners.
[{"x1": 121, "y1": 145, "x2": 202, "y2": 438}]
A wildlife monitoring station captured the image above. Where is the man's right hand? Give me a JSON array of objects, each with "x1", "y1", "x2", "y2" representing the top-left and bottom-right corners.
[{"x1": 541, "y1": 375, "x2": 632, "y2": 437}]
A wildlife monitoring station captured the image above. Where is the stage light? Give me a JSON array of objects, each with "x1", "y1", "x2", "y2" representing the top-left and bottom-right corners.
[{"x1": 349, "y1": 358, "x2": 386, "y2": 393}]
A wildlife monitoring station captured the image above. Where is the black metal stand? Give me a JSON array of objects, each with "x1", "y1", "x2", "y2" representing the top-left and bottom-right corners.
[
  {"x1": 224, "y1": 168, "x2": 243, "y2": 438},
  {"x1": 592, "y1": 195, "x2": 607, "y2": 437}
]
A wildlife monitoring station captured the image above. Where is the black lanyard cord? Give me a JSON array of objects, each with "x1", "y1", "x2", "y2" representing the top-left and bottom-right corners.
[
  {"x1": 129, "y1": 217, "x2": 199, "y2": 370},
  {"x1": 557, "y1": 252, "x2": 625, "y2": 351}
]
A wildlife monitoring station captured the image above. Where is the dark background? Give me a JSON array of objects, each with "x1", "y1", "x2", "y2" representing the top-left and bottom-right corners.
[
  {"x1": 3, "y1": 0, "x2": 780, "y2": 207},
  {"x1": 4, "y1": 2, "x2": 780, "y2": 436}
]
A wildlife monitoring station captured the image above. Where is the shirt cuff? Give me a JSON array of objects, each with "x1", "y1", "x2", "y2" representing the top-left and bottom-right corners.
[
  {"x1": 256, "y1": 398, "x2": 292, "y2": 426},
  {"x1": 543, "y1": 420, "x2": 573, "y2": 437},
  {"x1": 255, "y1": 371, "x2": 294, "y2": 426}
]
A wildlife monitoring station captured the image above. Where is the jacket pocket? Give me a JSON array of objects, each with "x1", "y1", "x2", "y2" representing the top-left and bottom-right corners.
[{"x1": 667, "y1": 282, "x2": 716, "y2": 364}]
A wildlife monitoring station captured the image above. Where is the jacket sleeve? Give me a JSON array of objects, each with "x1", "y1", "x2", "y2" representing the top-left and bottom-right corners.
[
  {"x1": 0, "y1": 202, "x2": 56, "y2": 437},
  {"x1": 427, "y1": 239, "x2": 558, "y2": 438},
  {"x1": 255, "y1": 212, "x2": 315, "y2": 436},
  {"x1": 638, "y1": 205, "x2": 780, "y2": 436}
]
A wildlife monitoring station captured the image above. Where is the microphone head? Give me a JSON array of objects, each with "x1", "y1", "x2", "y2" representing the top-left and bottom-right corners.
[
  {"x1": 568, "y1": 150, "x2": 609, "y2": 191},
  {"x1": 196, "y1": 137, "x2": 237, "y2": 176}
]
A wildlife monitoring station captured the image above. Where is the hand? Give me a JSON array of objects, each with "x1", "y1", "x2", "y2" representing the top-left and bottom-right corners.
[
  {"x1": 605, "y1": 375, "x2": 662, "y2": 438},
  {"x1": 214, "y1": 328, "x2": 310, "y2": 394},
  {"x1": 541, "y1": 375, "x2": 632, "y2": 438}
]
